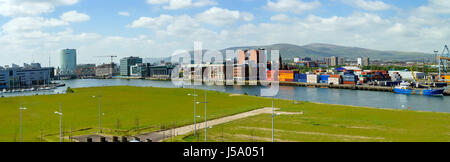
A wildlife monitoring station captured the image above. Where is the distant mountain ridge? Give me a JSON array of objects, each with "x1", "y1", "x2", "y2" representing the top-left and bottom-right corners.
[
  {"x1": 223, "y1": 43, "x2": 433, "y2": 61},
  {"x1": 149, "y1": 43, "x2": 433, "y2": 62}
]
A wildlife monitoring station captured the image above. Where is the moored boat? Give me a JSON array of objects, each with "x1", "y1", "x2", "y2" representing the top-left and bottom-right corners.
[{"x1": 394, "y1": 82, "x2": 444, "y2": 96}]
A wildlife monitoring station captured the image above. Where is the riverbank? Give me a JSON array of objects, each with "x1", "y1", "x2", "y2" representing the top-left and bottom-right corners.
[{"x1": 0, "y1": 86, "x2": 449, "y2": 142}]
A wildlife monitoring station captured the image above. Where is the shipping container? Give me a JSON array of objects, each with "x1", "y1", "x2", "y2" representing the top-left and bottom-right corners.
[
  {"x1": 307, "y1": 74, "x2": 319, "y2": 83},
  {"x1": 328, "y1": 77, "x2": 341, "y2": 85},
  {"x1": 343, "y1": 81, "x2": 356, "y2": 85},
  {"x1": 319, "y1": 75, "x2": 330, "y2": 81}
]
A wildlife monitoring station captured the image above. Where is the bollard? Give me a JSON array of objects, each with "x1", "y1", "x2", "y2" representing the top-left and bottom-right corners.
[
  {"x1": 86, "y1": 137, "x2": 93, "y2": 142},
  {"x1": 121, "y1": 136, "x2": 128, "y2": 142},
  {"x1": 100, "y1": 137, "x2": 106, "y2": 142},
  {"x1": 112, "y1": 136, "x2": 119, "y2": 142}
]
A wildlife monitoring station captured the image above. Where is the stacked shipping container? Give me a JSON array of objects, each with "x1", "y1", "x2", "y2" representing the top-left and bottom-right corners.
[{"x1": 307, "y1": 74, "x2": 319, "y2": 83}]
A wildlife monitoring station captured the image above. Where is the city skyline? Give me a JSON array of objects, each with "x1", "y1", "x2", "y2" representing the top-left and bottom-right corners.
[{"x1": 0, "y1": 0, "x2": 449, "y2": 66}]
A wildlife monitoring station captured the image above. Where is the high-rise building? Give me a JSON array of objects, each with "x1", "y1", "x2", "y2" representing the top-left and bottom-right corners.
[
  {"x1": 338, "y1": 58, "x2": 345, "y2": 65},
  {"x1": 330, "y1": 56, "x2": 338, "y2": 66},
  {"x1": 60, "y1": 49, "x2": 77, "y2": 76},
  {"x1": 363, "y1": 57, "x2": 370, "y2": 66},
  {"x1": 120, "y1": 56, "x2": 143, "y2": 76},
  {"x1": 357, "y1": 57, "x2": 363, "y2": 66}
]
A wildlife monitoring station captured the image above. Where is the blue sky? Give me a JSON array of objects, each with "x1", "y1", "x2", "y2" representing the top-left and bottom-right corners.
[{"x1": 0, "y1": 0, "x2": 449, "y2": 66}]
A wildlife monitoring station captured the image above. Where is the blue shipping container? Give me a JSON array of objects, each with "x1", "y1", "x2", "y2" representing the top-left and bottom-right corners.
[{"x1": 319, "y1": 75, "x2": 330, "y2": 81}]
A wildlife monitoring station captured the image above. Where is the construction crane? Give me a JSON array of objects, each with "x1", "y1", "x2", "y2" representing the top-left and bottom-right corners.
[
  {"x1": 94, "y1": 55, "x2": 118, "y2": 78},
  {"x1": 438, "y1": 45, "x2": 450, "y2": 82}
]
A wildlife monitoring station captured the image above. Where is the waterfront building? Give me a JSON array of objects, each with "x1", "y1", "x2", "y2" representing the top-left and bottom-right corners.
[
  {"x1": 0, "y1": 63, "x2": 54, "y2": 89},
  {"x1": 235, "y1": 49, "x2": 267, "y2": 81},
  {"x1": 95, "y1": 63, "x2": 119, "y2": 77},
  {"x1": 76, "y1": 64, "x2": 96, "y2": 77},
  {"x1": 130, "y1": 63, "x2": 150, "y2": 77},
  {"x1": 148, "y1": 65, "x2": 175, "y2": 79},
  {"x1": 60, "y1": 49, "x2": 77, "y2": 76},
  {"x1": 120, "y1": 56, "x2": 143, "y2": 76}
]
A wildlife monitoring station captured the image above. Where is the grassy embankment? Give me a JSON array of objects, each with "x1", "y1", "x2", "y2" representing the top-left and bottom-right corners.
[
  {"x1": 171, "y1": 101, "x2": 450, "y2": 142},
  {"x1": 1, "y1": 86, "x2": 449, "y2": 142},
  {"x1": 0, "y1": 86, "x2": 269, "y2": 142}
]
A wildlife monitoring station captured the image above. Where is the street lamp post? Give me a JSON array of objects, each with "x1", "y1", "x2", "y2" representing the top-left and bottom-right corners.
[
  {"x1": 204, "y1": 92, "x2": 207, "y2": 142},
  {"x1": 188, "y1": 77, "x2": 198, "y2": 138},
  {"x1": 93, "y1": 91, "x2": 102, "y2": 134},
  {"x1": 272, "y1": 98, "x2": 274, "y2": 142},
  {"x1": 19, "y1": 105, "x2": 27, "y2": 142},
  {"x1": 271, "y1": 98, "x2": 281, "y2": 142},
  {"x1": 55, "y1": 103, "x2": 63, "y2": 142},
  {"x1": 196, "y1": 91, "x2": 208, "y2": 142}
]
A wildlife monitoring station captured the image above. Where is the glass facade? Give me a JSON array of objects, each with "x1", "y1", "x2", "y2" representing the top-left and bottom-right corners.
[{"x1": 60, "y1": 49, "x2": 77, "y2": 76}]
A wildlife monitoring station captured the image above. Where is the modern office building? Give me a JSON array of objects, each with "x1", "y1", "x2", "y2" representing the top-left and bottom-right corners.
[
  {"x1": 120, "y1": 56, "x2": 143, "y2": 76},
  {"x1": 148, "y1": 65, "x2": 175, "y2": 79},
  {"x1": 0, "y1": 63, "x2": 54, "y2": 89},
  {"x1": 60, "y1": 49, "x2": 77, "y2": 76},
  {"x1": 130, "y1": 63, "x2": 150, "y2": 77}
]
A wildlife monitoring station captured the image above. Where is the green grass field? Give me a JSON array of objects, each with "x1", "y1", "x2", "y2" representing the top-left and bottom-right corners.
[
  {"x1": 172, "y1": 102, "x2": 450, "y2": 142},
  {"x1": 1, "y1": 86, "x2": 449, "y2": 142},
  {"x1": 0, "y1": 86, "x2": 271, "y2": 142}
]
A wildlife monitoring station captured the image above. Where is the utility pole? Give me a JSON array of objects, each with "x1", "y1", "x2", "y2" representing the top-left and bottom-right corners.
[
  {"x1": 19, "y1": 103, "x2": 27, "y2": 143},
  {"x1": 93, "y1": 91, "x2": 102, "y2": 134},
  {"x1": 98, "y1": 91, "x2": 102, "y2": 134},
  {"x1": 204, "y1": 91, "x2": 207, "y2": 142},
  {"x1": 272, "y1": 98, "x2": 274, "y2": 142},
  {"x1": 55, "y1": 103, "x2": 63, "y2": 143}
]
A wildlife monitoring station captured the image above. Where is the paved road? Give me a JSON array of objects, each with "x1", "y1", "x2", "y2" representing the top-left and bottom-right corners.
[
  {"x1": 136, "y1": 107, "x2": 303, "y2": 142},
  {"x1": 73, "y1": 107, "x2": 303, "y2": 142}
]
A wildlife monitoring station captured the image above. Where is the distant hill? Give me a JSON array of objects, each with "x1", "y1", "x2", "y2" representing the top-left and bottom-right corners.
[
  {"x1": 149, "y1": 43, "x2": 433, "y2": 62},
  {"x1": 223, "y1": 43, "x2": 433, "y2": 61}
]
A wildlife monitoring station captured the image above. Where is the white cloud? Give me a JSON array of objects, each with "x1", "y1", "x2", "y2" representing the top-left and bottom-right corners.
[
  {"x1": 127, "y1": 15, "x2": 175, "y2": 29},
  {"x1": 118, "y1": 11, "x2": 130, "y2": 17},
  {"x1": 415, "y1": 0, "x2": 450, "y2": 15},
  {"x1": 270, "y1": 14, "x2": 294, "y2": 22},
  {"x1": 2, "y1": 17, "x2": 68, "y2": 33},
  {"x1": 342, "y1": 0, "x2": 393, "y2": 11},
  {"x1": 196, "y1": 7, "x2": 254, "y2": 26},
  {"x1": 60, "y1": 10, "x2": 90, "y2": 22},
  {"x1": 147, "y1": 0, "x2": 169, "y2": 4},
  {"x1": 265, "y1": 0, "x2": 321, "y2": 14},
  {"x1": 146, "y1": 0, "x2": 216, "y2": 10},
  {"x1": 0, "y1": 0, "x2": 79, "y2": 17}
]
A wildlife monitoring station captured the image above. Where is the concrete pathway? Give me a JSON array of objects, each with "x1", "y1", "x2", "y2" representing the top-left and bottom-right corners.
[{"x1": 135, "y1": 107, "x2": 303, "y2": 142}]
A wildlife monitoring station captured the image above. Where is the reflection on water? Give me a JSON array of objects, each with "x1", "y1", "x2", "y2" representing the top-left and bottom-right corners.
[{"x1": 1, "y1": 79, "x2": 449, "y2": 113}]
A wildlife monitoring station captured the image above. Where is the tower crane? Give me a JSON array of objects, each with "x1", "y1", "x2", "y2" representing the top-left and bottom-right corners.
[
  {"x1": 94, "y1": 55, "x2": 118, "y2": 78},
  {"x1": 438, "y1": 45, "x2": 450, "y2": 82}
]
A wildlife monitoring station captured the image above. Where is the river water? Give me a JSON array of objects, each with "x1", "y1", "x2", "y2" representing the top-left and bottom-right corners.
[{"x1": 1, "y1": 79, "x2": 449, "y2": 113}]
